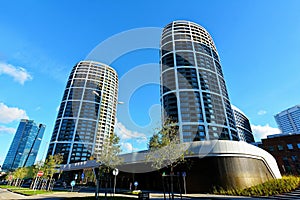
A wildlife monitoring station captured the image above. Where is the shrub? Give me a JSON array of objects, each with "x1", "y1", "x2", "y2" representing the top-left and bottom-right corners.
[{"x1": 213, "y1": 175, "x2": 300, "y2": 196}]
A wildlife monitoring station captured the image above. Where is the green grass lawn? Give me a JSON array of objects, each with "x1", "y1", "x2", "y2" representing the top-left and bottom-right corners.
[{"x1": 0, "y1": 185, "x2": 55, "y2": 196}]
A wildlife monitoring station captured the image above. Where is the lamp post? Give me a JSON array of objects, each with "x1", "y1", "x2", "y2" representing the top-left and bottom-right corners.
[{"x1": 112, "y1": 168, "x2": 119, "y2": 195}]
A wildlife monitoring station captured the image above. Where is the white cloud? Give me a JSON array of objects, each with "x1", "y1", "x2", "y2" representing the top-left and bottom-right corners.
[
  {"x1": 0, "y1": 62, "x2": 32, "y2": 84},
  {"x1": 115, "y1": 120, "x2": 147, "y2": 141},
  {"x1": 257, "y1": 110, "x2": 267, "y2": 115},
  {"x1": 0, "y1": 125, "x2": 16, "y2": 134},
  {"x1": 56, "y1": 105, "x2": 60, "y2": 112},
  {"x1": 0, "y1": 102, "x2": 28, "y2": 123},
  {"x1": 120, "y1": 142, "x2": 139, "y2": 153},
  {"x1": 35, "y1": 106, "x2": 41, "y2": 111},
  {"x1": 251, "y1": 124, "x2": 280, "y2": 141},
  {"x1": 0, "y1": 156, "x2": 3, "y2": 165}
]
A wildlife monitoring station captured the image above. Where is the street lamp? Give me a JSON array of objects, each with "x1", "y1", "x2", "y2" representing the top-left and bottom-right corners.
[{"x1": 92, "y1": 90, "x2": 100, "y2": 96}]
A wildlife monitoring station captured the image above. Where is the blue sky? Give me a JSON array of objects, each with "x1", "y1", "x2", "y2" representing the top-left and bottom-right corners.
[{"x1": 1, "y1": 0, "x2": 300, "y2": 165}]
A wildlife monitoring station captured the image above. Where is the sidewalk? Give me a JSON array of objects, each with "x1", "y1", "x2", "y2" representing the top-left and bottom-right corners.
[
  {"x1": 0, "y1": 188, "x2": 273, "y2": 200},
  {"x1": 9, "y1": 192, "x2": 268, "y2": 200}
]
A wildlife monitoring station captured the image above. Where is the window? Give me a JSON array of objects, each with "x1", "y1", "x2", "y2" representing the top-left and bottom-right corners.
[
  {"x1": 278, "y1": 145, "x2": 284, "y2": 151},
  {"x1": 297, "y1": 143, "x2": 300, "y2": 149},
  {"x1": 292, "y1": 155, "x2": 298, "y2": 162},
  {"x1": 287, "y1": 144, "x2": 293, "y2": 150},
  {"x1": 268, "y1": 146, "x2": 274, "y2": 152}
]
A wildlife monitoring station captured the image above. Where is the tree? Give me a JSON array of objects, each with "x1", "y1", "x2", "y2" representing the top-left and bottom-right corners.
[
  {"x1": 12, "y1": 167, "x2": 27, "y2": 186},
  {"x1": 43, "y1": 154, "x2": 63, "y2": 191},
  {"x1": 30, "y1": 160, "x2": 44, "y2": 189},
  {"x1": 97, "y1": 134, "x2": 124, "y2": 173},
  {"x1": 96, "y1": 134, "x2": 124, "y2": 199},
  {"x1": 146, "y1": 119, "x2": 189, "y2": 199},
  {"x1": 147, "y1": 119, "x2": 188, "y2": 169}
]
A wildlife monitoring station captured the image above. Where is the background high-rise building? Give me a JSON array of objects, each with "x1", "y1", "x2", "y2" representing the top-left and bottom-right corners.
[
  {"x1": 275, "y1": 105, "x2": 300, "y2": 134},
  {"x1": 47, "y1": 61, "x2": 118, "y2": 164},
  {"x1": 2, "y1": 119, "x2": 45, "y2": 171},
  {"x1": 232, "y1": 105, "x2": 255, "y2": 143},
  {"x1": 160, "y1": 20, "x2": 238, "y2": 142}
]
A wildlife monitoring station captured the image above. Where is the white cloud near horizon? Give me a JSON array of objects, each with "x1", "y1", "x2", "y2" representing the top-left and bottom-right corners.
[
  {"x1": 251, "y1": 124, "x2": 281, "y2": 141},
  {"x1": 0, "y1": 125, "x2": 16, "y2": 134},
  {"x1": 115, "y1": 120, "x2": 147, "y2": 142},
  {"x1": 121, "y1": 142, "x2": 133, "y2": 153},
  {"x1": 0, "y1": 102, "x2": 28, "y2": 123},
  {"x1": 257, "y1": 110, "x2": 267, "y2": 115},
  {"x1": 0, "y1": 62, "x2": 32, "y2": 84}
]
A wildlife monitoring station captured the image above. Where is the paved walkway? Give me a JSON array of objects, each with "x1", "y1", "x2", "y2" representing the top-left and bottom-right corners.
[
  {"x1": 2, "y1": 188, "x2": 300, "y2": 200},
  {"x1": 0, "y1": 188, "x2": 27, "y2": 199}
]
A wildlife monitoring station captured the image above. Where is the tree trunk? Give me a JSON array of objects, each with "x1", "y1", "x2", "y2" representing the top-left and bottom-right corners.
[
  {"x1": 105, "y1": 173, "x2": 108, "y2": 200},
  {"x1": 170, "y1": 166, "x2": 174, "y2": 200},
  {"x1": 47, "y1": 175, "x2": 53, "y2": 191}
]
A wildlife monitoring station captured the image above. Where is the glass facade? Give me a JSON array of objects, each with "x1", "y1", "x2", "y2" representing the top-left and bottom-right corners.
[
  {"x1": 275, "y1": 105, "x2": 300, "y2": 134},
  {"x1": 232, "y1": 105, "x2": 255, "y2": 143},
  {"x1": 160, "y1": 20, "x2": 238, "y2": 142},
  {"x1": 2, "y1": 119, "x2": 45, "y2": 171},
  {"x1": 47, "y1": 61, "x2": 118, "y2": 164}
]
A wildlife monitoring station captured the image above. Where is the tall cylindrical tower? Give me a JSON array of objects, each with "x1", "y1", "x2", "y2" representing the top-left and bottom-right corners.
[
  {"x1": 232, "y1": 105, "x2": 255, "y2": 143},
  {"x1": 160, "y1": 20, "x2": 238, "y2": 142},
  {"x1": 47, "y1": 61, "x2": 118, "y2": 164}
]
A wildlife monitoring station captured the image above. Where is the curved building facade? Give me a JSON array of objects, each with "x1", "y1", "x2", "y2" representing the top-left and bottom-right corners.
[
  {"x1": 47, "y1": 61, "x2": 118, "y2": 164},
  {"x1": 160, "y1": 20, "x2": 238, "y2": 142},
  {"x1": 232, "y1": 105, "x2": 255, "y2": 143}
]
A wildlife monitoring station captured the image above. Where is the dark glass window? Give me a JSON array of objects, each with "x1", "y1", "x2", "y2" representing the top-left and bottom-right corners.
[
  {"x1": 83, "y1": 89, "x2": 101, "y2": 102},
  {"x1": 72, "y1": 79, "x2": 85, "y2": 87},
  {"x1": 182, "y1": 125, "x2": 206, "y2": 142},
  {"x1": 86, "y1": 80, "x2": 100, "y2": 89},
  {"x1": 162, "y1": 35, "x2": 172, "y2": 45},
  {"x1": 162, "y1": 54, "x2": 175, "y2": 71},
  {"x1": 287, "y1": 144, "x2": 294, "y2": 150},
  {"x1": 161, "y1": 42, "x2": 173, "y2": 56},
  {"x1": 219, "y1": 77, "x2": 229, "y2": 99},
  {"x1": 224, "y1": 99, "x2": 236, "y2": 129},
  {"x1": 75, "y1": 73, "x2": 86, "y2": 78},
  {"x1": 57, "y1": 119, "x2": 76, "y2": 141},
  {"x1": 212, "y1": 50, "x2": 219, "y2": 61},
  {"x1": 202, "y1": 92, "x2": 226, "y2": 125},
  {"x1": 75, "y1": 119, "x2": 97, "y2": 143},
  {"x1": 268, "y1": 146, "x2": 274, "y2": 152},
  {"x1": 174, "y1": 34, "x2": 191, "y2": 41},
  {"x1": 196, "y1": 54, "x2": 215, "y2": 72},
  {"x1": 175, "y1": 41, "x2": 193, "y2": 51},
  {"x1": 193, "y1": 42, "x2": 211, "y2": 56},
  {"x1": 162, "y1": 69, "x2": 176, "y2": 93},
  {"x1": 177, "y1": 68, "x2": 199, "y2": 89},
  {"x1": 70, "y1": 143, "x2": 92, "y2": 164},
  {"x1": 199, "y1": 69, "x2": 219, "y2": 93},
  {"x1": 214, "y1": 61, "x2": 223, "y2": 77},
  {"x1": 57, "y1": 102, "x2": 65, "y2": 118},
  {"x1": 79, "y1": 102, "x2": 99, "y2": 120},
  {"x1": 179, "y1": 91, "x2": 202, "y2": 123},
  {"x1": 62, "y1": 89, "x2": 69, "y2": 101},
  {"x1": 175, "y1": 52, "x2": 195, "y2": 66},
  {"x1": 68, "y1": 88, "x2": 83, "y2": 100},
  {"x1": 54, "y1": 143, "x2": 71, "y2": 164},
  {"x1": 163, "y1": 92, "x2": 178, "y2": 121},
  {"x1": 63, "y1": 101, "x2": 80, "y2": 118}
]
